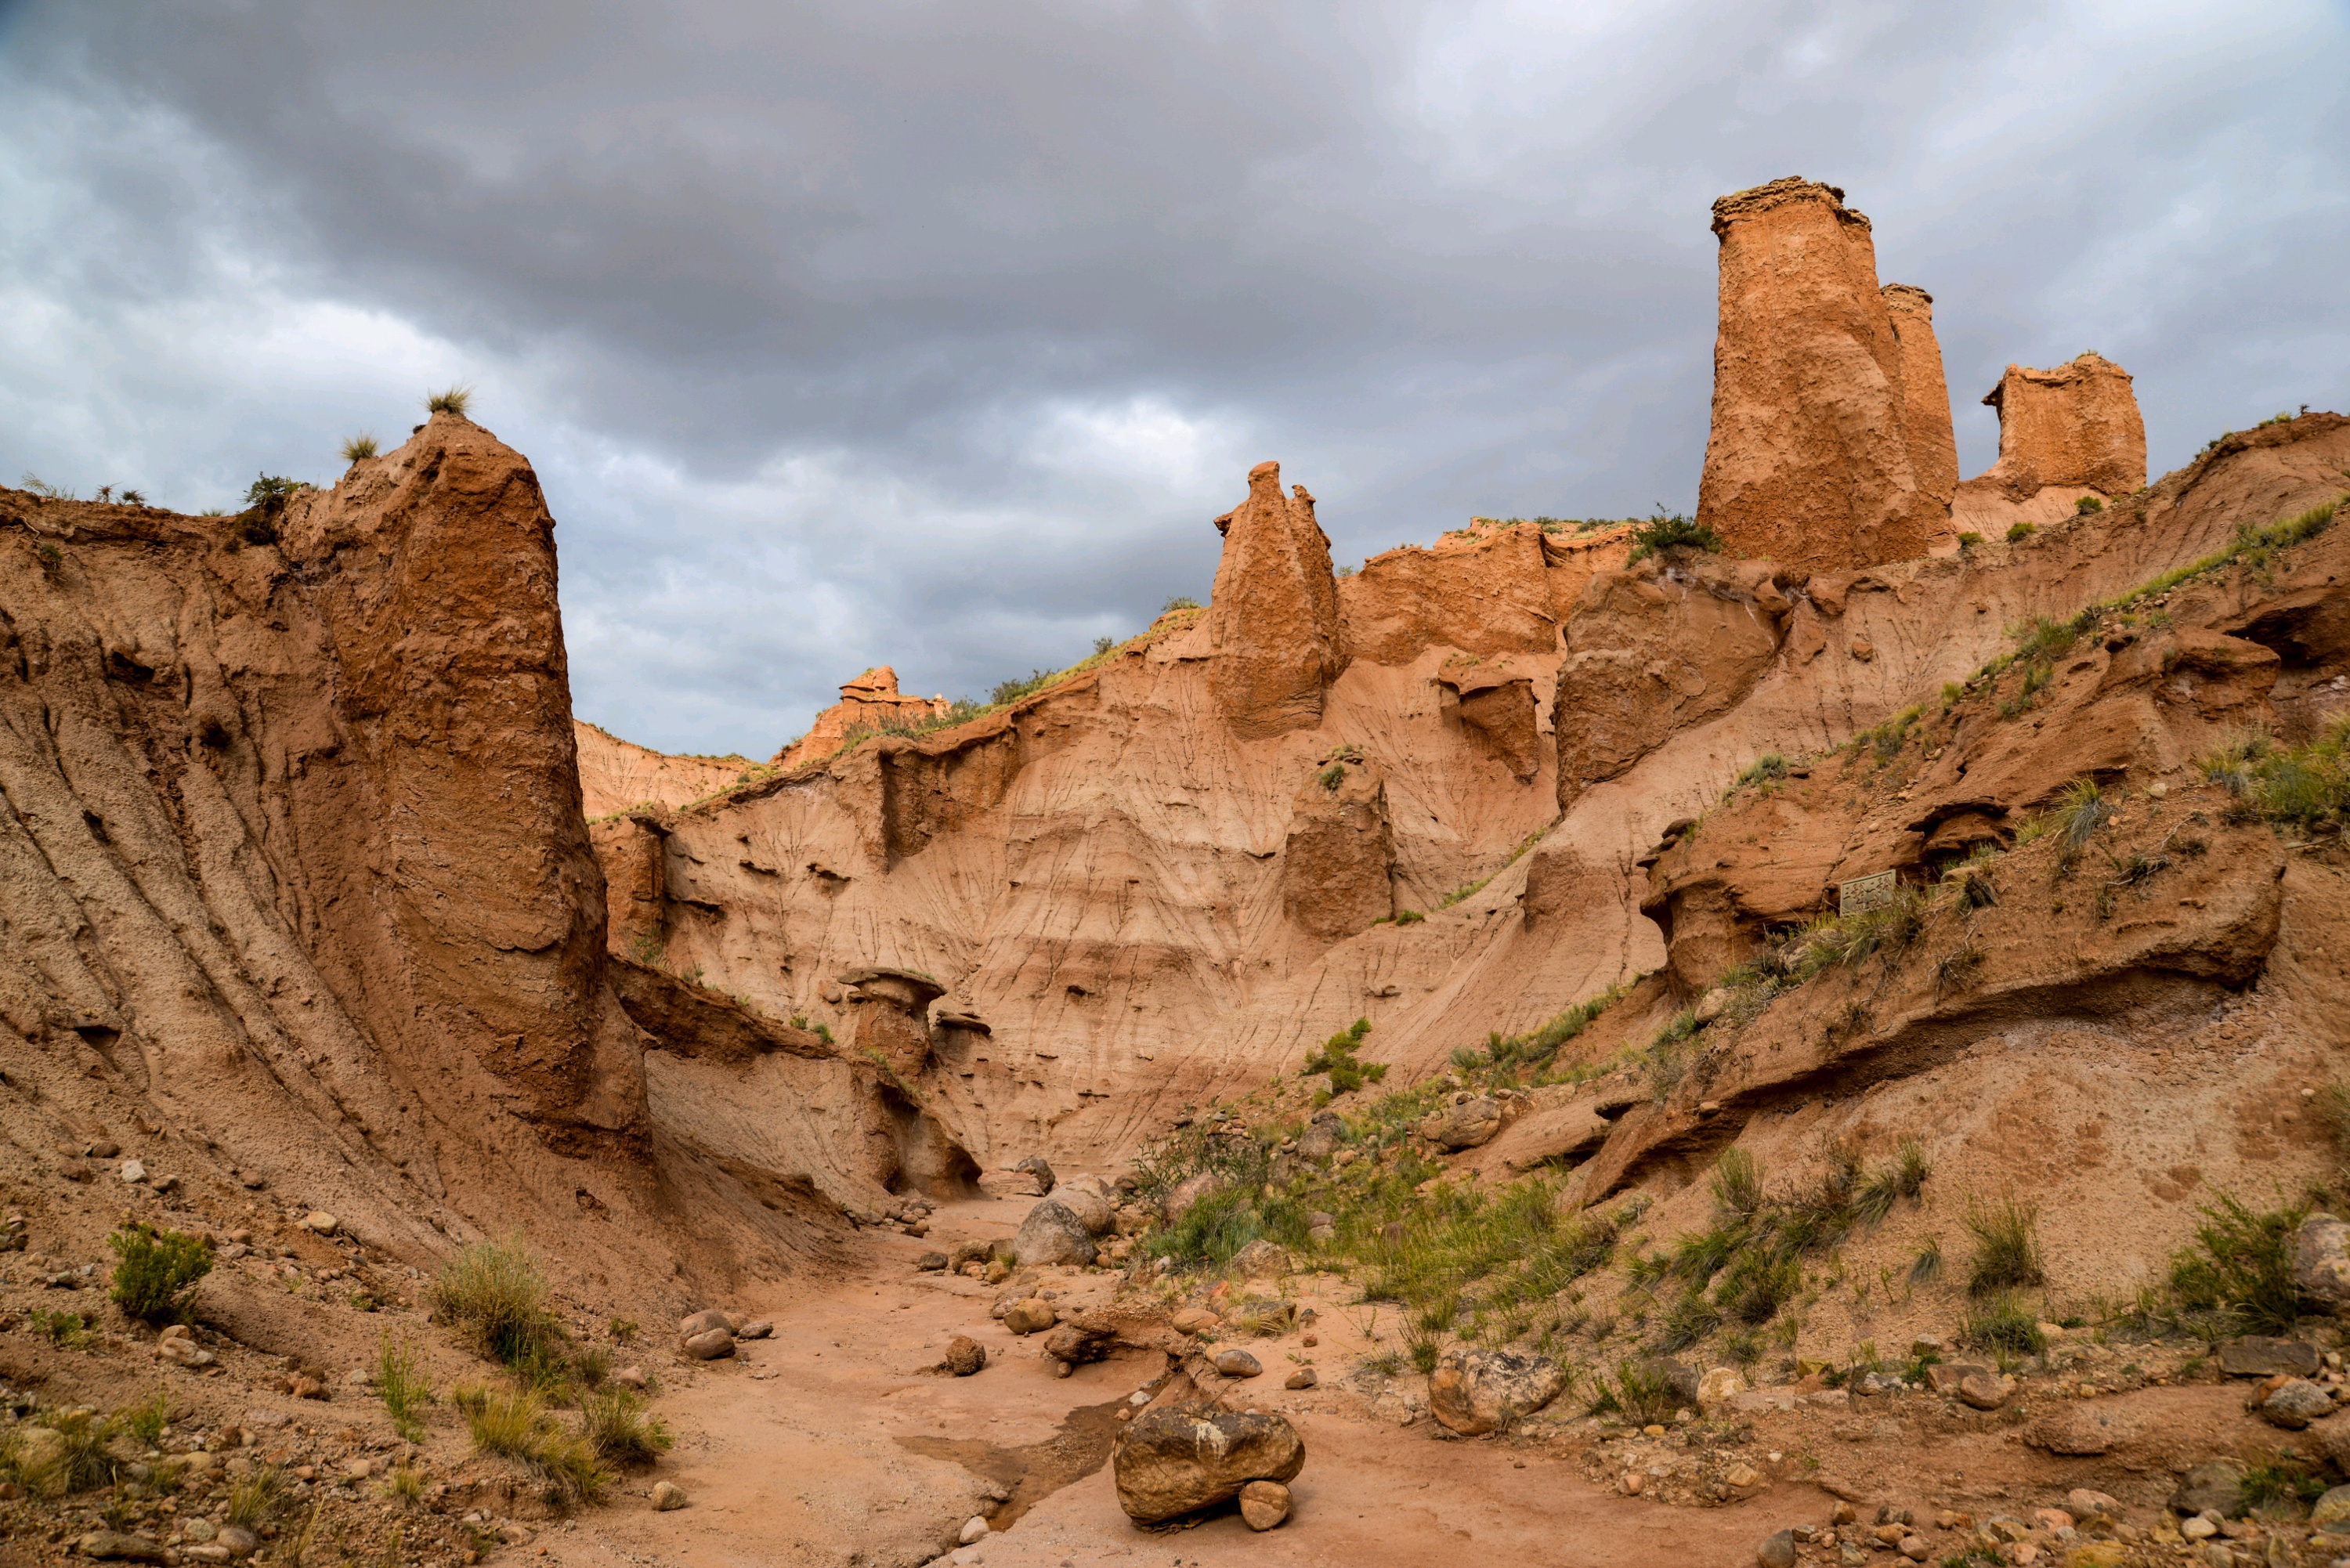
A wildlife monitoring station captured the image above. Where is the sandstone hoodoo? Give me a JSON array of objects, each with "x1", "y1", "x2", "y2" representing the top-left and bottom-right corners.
[
  {"x1": 1954, "y1": 351, "x2": 2150, "y2": 536},
  {"x1": 777, "y1": 665, "x2": 953, "y2": 769},
  {"x1": 1206, "y1": 459, "x2": 1344, "y2": 738},
  {"x1": 1880, "y1": 283, "x2": 1961, "y2": 537},
  {"x1": 1696, "y1": 176, "x2": 1933, "y2": 573}
]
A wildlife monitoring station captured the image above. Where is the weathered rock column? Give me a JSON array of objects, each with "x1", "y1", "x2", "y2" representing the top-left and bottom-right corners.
[
  {"x1": 1279, "y1": 752, "x2": 1395, "y2": 942},
  {"x1": 1695, "y1": 177, "x2": 1927, "y2": 573},
  {"x1": 1968, "y1": 353, "x2": 2148, "y2": 501},
  {"x1": 1206, "y1": 461, "x2": 1343, "y2": 739},
  {"x1": 589, "y1": 813, "x2": 667, "y2": 961},
  {"x1": 1881, "y1": 284, "x2": 1960, "y2": 537},
  {"x1": 841, "y1": 966, "x2": 947, "y2": 1079}
]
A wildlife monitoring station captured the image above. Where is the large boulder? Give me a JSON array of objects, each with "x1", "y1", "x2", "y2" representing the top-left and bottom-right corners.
[
  {"x1": 2294, "y1": 1214, "x2": 2350, "y2": 1313},
  {"x1": 1419, "y1": 1093, "x2": 1505, "y2": 1151},
  {"x1": 1112, "y1": 1409, "x2": 1307, "y2": 1525},
  {"x1": 1047, "y1": 1182, "x2": 1113, "y2": 1237},
  {"x1": 1695, "y1": 176, "x2": 1932, "y2": 573},
  {"x1": 1043, "y1": 1311, "x2": 1118, "y2": 1367},
  {"x1": 1014, "y1": 1198, "x2": 1098, "y2": 1267},
  {"x1": 1162, "y1": 1173, "x2": 1226, "y2": 1223},
  {"x1": 1429, "y1": 1346, "x2": 1570, "y2": 1435},
  {"x1": 1296, "y1": 1112, "x2": 1347, "y2": 1162},
  {"x1": 1205, "y1": 461, "x2": 1343, "y2": 739}
]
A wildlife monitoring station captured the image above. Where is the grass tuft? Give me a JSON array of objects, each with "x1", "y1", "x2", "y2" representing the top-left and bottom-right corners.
[
  {"x1": 107, "y1": 1223, "x2": 213, "y2": 1324},
  {"x1": 426, "y1": 385, "x2": 474, "y2": 417},
  {"x1": 431, "y1": 1235, "x2": 562, "y2": 1369},
  {"x1": 1962, "y1": 1196, "x2": 2045, "y2": 1295},
  {"x1": 341, "y1": 434, "x2": 379, "y2": 462},
  {"x1": 579, "y1": 1389, "x2": 672, "y2": 1465},
  {"x1": 378, "y1": 1333, "x2": 432, "y2": 1441},
  {"x1": 464, "y1": 1390, "x2": 608, "y2": 1504}
]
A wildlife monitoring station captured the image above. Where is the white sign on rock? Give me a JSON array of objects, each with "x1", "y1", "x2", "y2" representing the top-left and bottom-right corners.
[{"x1": 1838, "y1": 869, "x2": 1898, "y2": 917}]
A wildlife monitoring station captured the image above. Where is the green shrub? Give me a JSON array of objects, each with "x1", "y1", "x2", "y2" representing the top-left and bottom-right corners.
[
  {"x1": 1303, "y1": 1019, "x2": 1388, "y2": 1094},
  {"x1": 1593, "y1": 1360, "x2": 1679, "y2": 1425},
  {"x1": 378, "y1": 1334, "x2": 432, "y2": 1441},
  {"x1": 341, "y1": 434, "x2": 379, "y2": 462},
  {"x1": 1735, "y1": 753, "x2": 1789, "y2": 788},
  {"x1": 224, "y1": 1464, "x2": 286, "y2": 1526},
  {"x1": 431, "y1": 1235, "x2": 560, "y2": 1367},
  {"x1": 2075, "y1": 495, "x2": 2104, "y2": 515},
  {"x1": 1957, "y1": 531, "x2": 1983, "y2": 551},
  {"x1": 121, "y1": 1390, "x2": 173, "y2": 1446},
  {"x1": 2005, "y1": 521, "x2": 2036, "y2": 543},
  {"x1": 2168, "y1": 1193, "x2": 2305, "y2": 1334},
  {"x1": 1161, "y1": 595, "x2": 1201, "y2": 613},
  {"x1": 426, "y1": 385, "x2": 473, "y2": 417},
  {"x1": 1961, "y1": 1292, "x2": 2044, "y2": 1357},
  {"x1": 1626, "y1": 511, "x2": 1725, "y2": 564},
  {"x1": 463, "y1": 1389, "x2": 607, "y2": 1502},
  {"x1": 107, "y1": 1223, "x2": 214, "y2": 1324},
  {"x1": 578, "y1": 1389, "x2": 671, "y2": 1465},
  {"x1": 2201, "y1": 717, "x2": 2350, "y2": 835},
  {"x1": 243, "y1": 473, "x2": 300, "y2": 508},
  {"x1": 1963, "y1": 1197, "x2": 2044, "y2": 1295}
]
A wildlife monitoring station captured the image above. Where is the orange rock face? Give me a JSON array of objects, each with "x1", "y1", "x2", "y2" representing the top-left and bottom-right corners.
[
  {"x1": 1965, "y1": 352, "x2": 2149, "y2": 504},
  {"x1": 779, "y1": 666, "x2": 952, "y2": 769},
  {"x1": 1279, "y1": 753, "x2": 1396, "y2": 942},
  {"x1": 574, "y1": 721, "x2": 744, "y2": 818},
  {"x1": 1696, "y1": 178, "x2": 1929, "y2": 574},
  {"x1": 1881, "y1": 284, "x2": 1960, "y2": 535},
  {"x1": 1206, "y1": 461, "x2": 1343, "y2": 738}
]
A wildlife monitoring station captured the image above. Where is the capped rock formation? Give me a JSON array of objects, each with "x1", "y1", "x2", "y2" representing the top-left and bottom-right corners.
[
  {"x1": 1881, "y1": 284, "x2": 1961, "y2": 537},
  {"x1": 1954, "y1": 353, "x2": 2149, "y2": 535},
  {"x1": 1697, "y1": 177, "x2": 1929, "y2": 574},
  {"x1": 1206, "y1": 461, "x2": 1343, "y2": 739},
  {"x1": 779, "y1": 666, "x2": 952, "y2": 769}
]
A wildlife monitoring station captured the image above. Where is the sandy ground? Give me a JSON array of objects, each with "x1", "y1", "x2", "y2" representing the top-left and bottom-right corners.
[{"x1": 538, "y1": 1197, "x2": 1819, "y2": 1568}]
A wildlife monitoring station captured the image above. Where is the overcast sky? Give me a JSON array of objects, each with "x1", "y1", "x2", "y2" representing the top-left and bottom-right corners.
[{"x1": 3, "y1": 2, "x2": 2344, "y2": 754}]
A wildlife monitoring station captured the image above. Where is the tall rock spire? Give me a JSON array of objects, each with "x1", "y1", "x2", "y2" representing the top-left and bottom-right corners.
[
  {"x1": 1206, "y1": 461, "x2": 1343, "y2": 739},
  {"x1": 1694, "y1": 177, "x2": 1928, "y2": 574},
  {"x1": 1881, "y1": 283, "x2": 1960, "y2": 536}
]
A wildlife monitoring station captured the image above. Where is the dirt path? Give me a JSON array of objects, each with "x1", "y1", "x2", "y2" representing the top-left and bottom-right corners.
[{"x1": 548, "y1": 1198, "x2": 1806, "y2": 1568}]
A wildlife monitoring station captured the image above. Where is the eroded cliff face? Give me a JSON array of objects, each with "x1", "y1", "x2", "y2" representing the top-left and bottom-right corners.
[
  {"x1": 0, "y1": 414, "x2": 893, "y2": 1303},
  {"x1": 1881, "y1": 283, "x2": 1960, "y2": 537},
  {"x1": 589, "y1": 421, "x2": 2350, "y2": 1191}
]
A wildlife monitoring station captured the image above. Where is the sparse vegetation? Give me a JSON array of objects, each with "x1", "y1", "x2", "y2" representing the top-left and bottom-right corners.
[
  {"x1": 224, "y1": 1463, "x2": 287, "y2": 1526},
  {"x1": 464, "y1": 1389, "x2": 608, "y2": 1503},
  {"x1": 1956, "y1": 530, "x2": 1983, "y2": 551},
  {"x1": 1303, "y1": 1017, "x2": 1387, "y2": 1093},
  {"x1": 1961, "y1": 1292, "x2": 2044, "y2": 1357},
  {"x1": 431, "y1": 1235, "x2": 562, "y2": 1369},
  {"x1": 2075, "y1": 495, "x2": 2103, "y2": 515},
  {"x1": 578, "y1": 1388, "x2": 672, "y2": 1465},
  {"x1": 2200, "y1": 719, "x2": 2350, "y2": 836},
  {"x1": 1625, "y1": 509, "x2": 1724, "y2": 564},
  {"x1": 1735, "y1": 753, "x2": 1790, "y2": 788},
  {"x1": 378, "y1": 1333, "x2": 432, "y2": 1440},
  {"x1": 426, "y1": 385, "x2": 474, "y2": 417},
  {"x1": 1962, "y1": 1196, "x2": 2045, "y2": 1295},
  {"x1": 107, "y1": 1222, "x2": 214, "y2": 1324},
  {"x1": 2005, "y1": 521, "x2": 2035, "y2": 542},
  {"x1": 342, "y1": 433, "x2": 380, "y2": 461},
  {"x1": 2168, "y1": 1192, "x2": 2305, "y2": 1334},
  {"x1": 1161, "y1": 595, "x2": 1201, "y2": 612}
]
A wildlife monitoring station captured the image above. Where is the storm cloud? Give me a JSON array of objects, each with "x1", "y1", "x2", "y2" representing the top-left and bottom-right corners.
[{"x1": 2, "y1": 0, "x2": 2344, "y2": 752}]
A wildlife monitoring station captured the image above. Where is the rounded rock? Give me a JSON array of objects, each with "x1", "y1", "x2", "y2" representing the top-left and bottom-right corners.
[
  {"x1": 1284, "y1": 1367, "x2": 1318, "y2": 1390},
  {"x1": 652, "y1": 1480, "x2": 687, "y2": 1511},
  {"x1": 1111, "y1": 1408, "x2": 1304, "y2": 1524},
  {"x1": 945, "y1": 1335, "x2": 987, "y2": 1377},
  {"x1": 1212, "y1": 1348, "x2": 1263, "y2": 1378},
  {"x1": 959, "y1": 1516, "x2": 989, "y2": 1545},
  {"x1": 1003, "y1": 1299, "x2": 1057, "y2": 1335},
  {"x1": 1238, "y1": 1479, "x2": 1291, "y2": 1532},
  {"x1": 1756, "y1": 1530, "x2": 1797, "y2": 1568},
  {"x1": 682, "y1": 1328, "x2": 736, "y2": 1360}
]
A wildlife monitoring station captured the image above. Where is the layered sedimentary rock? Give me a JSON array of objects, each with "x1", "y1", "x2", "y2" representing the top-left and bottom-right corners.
[
  {"x1": 1206, "y1": 461, "x2": 1343, "y2": 739},
  {"x1": 1696, "y1": 179, "x2": 1927, "y2": 574},
  {"x1": 574, "y1": 721, "x2": 744, "y2": 818},
  {"x1": 1279, "y1": 752, "x2": 1397, "y2": 942},
  {"x1": 1954, "y1": 354, "x2": 2149, "y2": 533},
  {"x1": 1881, "y1": 284, "x2": 1960, "y2": 535},
  {"x1": 779, "y1": 666, "x2": 952, "y2": 769}
]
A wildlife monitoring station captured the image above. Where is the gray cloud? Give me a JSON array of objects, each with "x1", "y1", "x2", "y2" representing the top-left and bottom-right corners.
[{"x1": 2, "y1": 0, "x2": 2344, "y2": 751}]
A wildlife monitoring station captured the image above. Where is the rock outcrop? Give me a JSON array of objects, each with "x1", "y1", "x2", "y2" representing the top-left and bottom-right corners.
[
  {"x1": 1696, "y1": 178, "x2": 1929, "y2": 574},
  {"x1": 1206, "y1": 461, "x2": 1343, "y2": 739},
  {"x1": 779, "y1": 667, "x2": 953, "y2": 770},
  {"x1": 1965, "y1": 352, "x2": 2148, "y2": 504},
  {"x1": 1881, "y1": 284, "x2": 1960, "y2": 537},
  {"x1": 574, "y1": 721, "x2": 744, "y2": 818},
  {"x1": 1278, "y1": 751, "x2": 1396, "y2": 942}
]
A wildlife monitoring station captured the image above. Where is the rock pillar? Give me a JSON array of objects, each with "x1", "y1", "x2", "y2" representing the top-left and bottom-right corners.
[
  {"x1": 1968, "y1": 353, "x2": 2149, "y2": 502},
  {"x1": 1695, "y1": 177, "x2": 1928, "y2": 574},
  {"x1": 841, "y1": 966, "x2": 947, "y2": 1081},
  {"x1": 1279, "y1": 752, "x2": 1395, "y2": 942},
  {"x1": 1881, "y1": 284, "x2": 1960, "y2": 536},
  {"x1": 1206, "y1": 461, "x2": 1343, "y2": 739}
]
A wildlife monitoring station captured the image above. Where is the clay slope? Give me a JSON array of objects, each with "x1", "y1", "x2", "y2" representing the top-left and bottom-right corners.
[
  {"x1": 0, "y1": 414, "x2": 928, "y2": 1307},
  {"x1": 595, "y1": 417, "x2": 2350, "y2": 1187},
  {"x1": 575, "y1": 720, "x2": 746, "y2": 818}
]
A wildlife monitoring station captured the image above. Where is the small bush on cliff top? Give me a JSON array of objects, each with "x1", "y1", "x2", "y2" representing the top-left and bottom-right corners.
[
  {"x1": 108, "y1": 1222, "x2": 213, "y2": 1324},
  {"x1": 2075, "y1": 495, "x2": 2104, "y2": 515},
  {"x1": 2005, "y1": 521, "x2": 2036, "y2": 542},
  {"x1": 341, "y1": 433, "x2": 379, "y2": 461},
  {"x1": 426, "y1": 385, "x2": 473, "y2": 417},
  {"x1": 1625, "y1": 509, "x2": 1724, "y2": 563}
]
